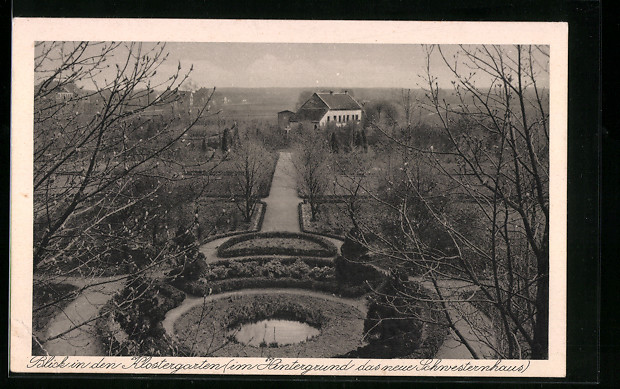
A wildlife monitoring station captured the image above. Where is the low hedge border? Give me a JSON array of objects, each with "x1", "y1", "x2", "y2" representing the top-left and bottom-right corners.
[
  {"x1": 200, "y1": 201, "x2": 266, "y2": 245},
  {"x1": 298, "y1": 202, "x2": 347, "y2": 241},
  {"x1": 177, "y1": 277, "x2": 369, "y2": 298},
  {"x1": 217, "y1": 231, "x2": 337, "y2": 258},
  {"x1": 261, "y1": 152, "x2": 279, "y2": 198},
  {"x1": 208, "y1": 255, "x2": 334, "y2": 268},
  {"x1": 297, "y1": 194, "x2": 371, "y2": 202}
]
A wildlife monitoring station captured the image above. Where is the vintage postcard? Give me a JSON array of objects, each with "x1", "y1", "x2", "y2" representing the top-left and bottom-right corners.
[{"x1": 10, "y1": 18, "x2": 567, "y2": 377}]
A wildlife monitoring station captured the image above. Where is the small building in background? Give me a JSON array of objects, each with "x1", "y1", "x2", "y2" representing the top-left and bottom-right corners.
[
  {"x1": 278, "y1": 110, "x2": 296, "y2": 130},
  {"x1": 281, "y1": 91, "x2": 363, "y2": 129}
]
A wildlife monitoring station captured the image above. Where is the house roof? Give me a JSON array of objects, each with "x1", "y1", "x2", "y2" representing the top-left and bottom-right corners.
[
  {"x1": 315, "y1": 92, "x2": 362, "y2": 110},
  {"x1": 278, "y1": 110, "x2": 295, "y2": 114}
]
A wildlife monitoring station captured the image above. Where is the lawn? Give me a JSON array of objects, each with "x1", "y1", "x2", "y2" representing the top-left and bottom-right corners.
[
  {"x1": 300, "y1": 202, "x2": 353, "y2": 238},
  {"x1": 173, "y1": 293, "x2": 365, "y2": 358},
  {"x1": 229, "y1": 237, "x2": 324, "y2": 252}
]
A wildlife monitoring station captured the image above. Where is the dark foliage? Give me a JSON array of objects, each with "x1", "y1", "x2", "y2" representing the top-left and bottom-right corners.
[{"x1": 98, "y1": 277, "x2": 187, "y2": 356}]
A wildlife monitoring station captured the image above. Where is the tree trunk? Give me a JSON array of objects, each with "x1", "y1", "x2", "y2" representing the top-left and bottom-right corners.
[{"x1": 532, "y1": 251, "x2": 549, "y2": 359}]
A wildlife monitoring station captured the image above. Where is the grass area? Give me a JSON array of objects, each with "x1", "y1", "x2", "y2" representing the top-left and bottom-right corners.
[
  {"x1": 174, "y1": 293, "x2": 365, "y2": 358},
  {"x1": 217, "y1": 232, "x2": 338, "y2": 258},
  {"x1": 229, "y1": 237, "x2": 324, "y2": 251},
  {"x1": 301, "y1": 202, "x2": 352, "y2": 237},
  {"x1": 196, "y1": 199, "x2": 257, "y2": 238}
]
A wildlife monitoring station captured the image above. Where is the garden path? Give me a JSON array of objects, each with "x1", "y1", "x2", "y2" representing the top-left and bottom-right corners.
[
  {"x1": 40, "y1": 277, "x2": 125, "y2": 356},
  {"x1": 199, "y1": 151, "x2": 345, "y2": 262},
  {"x1": 412, "y1": 277, "x2": 496, "y2": 359},
  {"x1": 162, "y1": 288, "x2": 368, "y2": 337},
  {"x1": 260, "y1": 151, "x2": 301, "y2": 232}
]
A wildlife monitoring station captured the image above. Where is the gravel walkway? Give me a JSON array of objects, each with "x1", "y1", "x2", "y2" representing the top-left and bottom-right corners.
[
  {"x1": 261, "y1": 152, "x2": 301, "y2": 232},
  {"x1": 40, "y1": 277, "x2": 125, "y2": 356}
]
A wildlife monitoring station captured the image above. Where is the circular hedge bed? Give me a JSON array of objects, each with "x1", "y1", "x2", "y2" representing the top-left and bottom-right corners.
[
  {"x1": 217, "y1": 232, "x2": 338, "y2": 258},
  {"x1": 173, "y1": 293, "x2": 365, "y2": 358}
]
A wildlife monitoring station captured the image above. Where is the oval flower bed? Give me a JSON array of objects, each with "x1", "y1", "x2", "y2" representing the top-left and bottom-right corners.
[
  {"x1": 217, "y1": 231, "x2": 338, "y2": 258},
  {"x1": 172, "y1": 293, "x2": 365, "y2": 358}
]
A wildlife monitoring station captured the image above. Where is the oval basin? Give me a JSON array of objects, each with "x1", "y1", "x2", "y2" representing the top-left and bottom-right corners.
[{"x1": 232, "y1": 319, "x2": 320, "y2": 347}]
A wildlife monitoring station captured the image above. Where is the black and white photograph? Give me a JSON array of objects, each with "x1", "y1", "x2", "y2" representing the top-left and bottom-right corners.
[{"x1": 11, "y1": 19, "x2": 568, "y2": 377}]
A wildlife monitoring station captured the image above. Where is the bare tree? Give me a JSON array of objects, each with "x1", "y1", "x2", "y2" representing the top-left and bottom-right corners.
[
  {"x1": 32, "y1": 41, "x2": 217, "y2": 354},
  {"x1": 229, "y1": 137, "x2": 271, "y2": 222},
  {"x1": 345, "y1": 44, "x2": 550, "y2": 359},
  {"x1": 293, "y1": 131, "x2": 330, "y2": 221},
  {"x1": 399, "y1": 88, "x2": 414, "y2": 127}
]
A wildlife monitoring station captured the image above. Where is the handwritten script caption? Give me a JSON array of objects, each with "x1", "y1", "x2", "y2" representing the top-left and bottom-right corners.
[{"x1": 27, "y1": 356, "x2": 531, "y2": 375}]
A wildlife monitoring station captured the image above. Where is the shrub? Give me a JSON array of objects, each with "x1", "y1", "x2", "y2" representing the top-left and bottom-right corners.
[
  {"x1": 341, "y1": 228, "x2": 368, "y2": 260},
  {"x1": 98, "y1": 277, "x2": 186, "y2": 355},
  {"x1": 183, "y1": 257, "x2": 336, "y2": 284},
  {"x1": 357, "y1": 278, "x2": 429, "y2": 358},
  {"x1": 178, "y1": 253, "x2": 209, "y2": 281},
  {"x1": 334, "y1": 255, "x2": 384, "y2": 286}
]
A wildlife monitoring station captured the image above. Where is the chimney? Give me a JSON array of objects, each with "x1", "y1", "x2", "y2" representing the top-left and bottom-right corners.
[
  {"x1": 329, "y1": 90, "x2": 333, "y2": 95},
  {"x1": 344, "y1": 90, "x2": 348, "y2": 94}
]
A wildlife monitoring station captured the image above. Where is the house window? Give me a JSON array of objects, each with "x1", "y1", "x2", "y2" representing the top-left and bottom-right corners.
[
  {"x1": 338, "y1": 115, "x2": 341, "y2": 122},
  {"x1": 347, "y1": 115, "x2": 350, "y2": 121},
  {"x1": 355, "y1": 114, "x2": 359, "y2": 120},
  {"x1": 327, "y1": 116, "x2": 330, "y2": 122}
]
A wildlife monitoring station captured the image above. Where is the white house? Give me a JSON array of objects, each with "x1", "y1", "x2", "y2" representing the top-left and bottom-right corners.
[{"x1": 292, "y1": 91, "x2": 363, "y2": 127}]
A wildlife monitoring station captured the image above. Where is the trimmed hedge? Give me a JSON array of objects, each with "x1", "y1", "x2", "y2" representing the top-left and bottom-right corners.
[
  {"x1": 209, "y1": 256, "x2": 334, "y2": 268},
  {"x1": 178, "y1": 276, "x2": 369, "y2": 299},
  {"x1": 217, "y1": 231, "x2": 337, "y2": 258},
  {"x1": 261, "y1": 152, "x2": 279, "y2": 197}
]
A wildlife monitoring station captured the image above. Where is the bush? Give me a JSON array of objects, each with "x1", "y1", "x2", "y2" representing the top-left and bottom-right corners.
[
  {"x1": 98, "y1": 277, "x2": 186, "y2": 355},
  {"x1": 178, "y1": 253, "x2": 209, "y2": 281},
  {"x1": 217, "y1": 231, "x2": 337, "y2": 258},
  {"x1": 341, "y1": 228, "x2": 368, "y2": 260},
  {"x1": 334, "y1": 255, "x2": 385, "y2": 287},
  {"x1": 351, "y1": 278, "x2": 432, "y2": 358},
  {"x1": 178, "y1": 256, "x2": 336, "y2": 284}
]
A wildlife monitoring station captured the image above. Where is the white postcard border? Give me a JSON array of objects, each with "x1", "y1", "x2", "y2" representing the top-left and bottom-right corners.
[{"x1": 10, "y1": 18, "x2": 568, "y2": 377}]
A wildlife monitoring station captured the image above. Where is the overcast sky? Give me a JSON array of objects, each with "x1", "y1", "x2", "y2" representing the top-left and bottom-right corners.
[
  {"x1": 37, "y1": 42, "x2": 550, "y2": 90},
  {"x1": 164, "y1": 42, "x2": 435, "y2": 89}
]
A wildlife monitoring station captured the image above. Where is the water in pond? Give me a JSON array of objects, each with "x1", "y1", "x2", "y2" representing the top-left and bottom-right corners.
[{"x1": 233, "y1": 320, "x2": 320, "y2": 347}]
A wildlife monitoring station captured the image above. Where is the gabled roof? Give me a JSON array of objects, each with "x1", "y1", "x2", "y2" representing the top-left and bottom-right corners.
[{"x1": 315, "y1": 92, "x2": 362, "y2": 110}]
